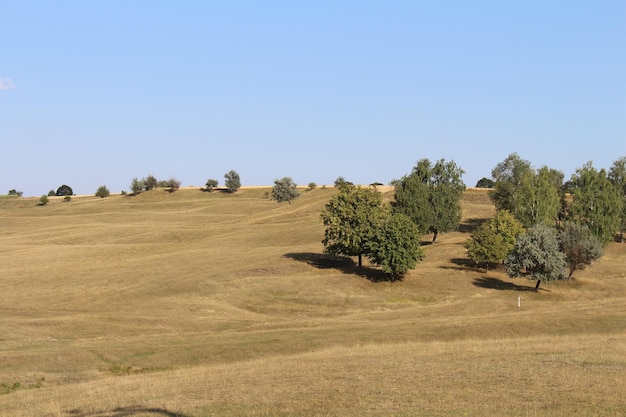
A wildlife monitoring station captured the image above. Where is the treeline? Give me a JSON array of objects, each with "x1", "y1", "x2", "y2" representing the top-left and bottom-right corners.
[{"x1": 320, "y1": 154, "x2": 626, "y2": 284}]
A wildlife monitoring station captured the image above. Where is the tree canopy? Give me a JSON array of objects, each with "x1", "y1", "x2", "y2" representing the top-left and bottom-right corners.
[
  {"x1": 608, "y1": 156, "x2": 626, "y2": 239},
  {"x1": 320, "y1": 185, "x2": 388, "y2": 267},
  {"x1": 366, "y1": 213, "x2": 424, "y2": 278},
  {"x1": 393, "y1": 158, "x2": 465, "y2": 242},
  {"x1": 559, "y1": 222, "x2": 603, "y2": 278},
  {"x1": 55, "y1": 184, "x2": 73, "y2": 196},
  {"x1": 504, "y1": 224, "x2": 566, "y2": 290},
  {"x1": 224, "y1": 170, "x2": 241, "y2": 193},
  {"x1": 568, "y1": 162, "x2": 623, "y2": 244},
  {"x1": 272, "y1": 177, "x2": 300, "y2": 204},
  {"x1": 465, "y1": 210, "x2": 524, "y2": 268}
]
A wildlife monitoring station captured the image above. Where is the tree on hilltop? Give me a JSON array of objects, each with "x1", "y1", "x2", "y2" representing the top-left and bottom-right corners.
[
  {"x1": 224, "y1": 170, "x2": 241, "y2": 193},
  {"x1": 272, "y1": 177, "x2": 300, "y2": 204},
  {"x1": 55, "y1": 184, "x2": 73, "y2": 196}
]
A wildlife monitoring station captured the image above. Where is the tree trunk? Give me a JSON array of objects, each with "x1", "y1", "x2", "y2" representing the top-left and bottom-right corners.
[
  {"x1": 534, "y1": 280, "x2": 541, "y2": 291},
  {"x1": 431, "y1": 227, "x2": 438, "y2": 243},
  {"x1": 358, "y1": 254, "x2": 362, "y2": 267}
]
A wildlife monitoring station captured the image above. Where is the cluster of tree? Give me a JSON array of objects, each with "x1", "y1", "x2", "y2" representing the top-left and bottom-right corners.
[
  {"x1": 320, "y1": 159, "x2": 465, "y2": 279},
  {"x1": 466, "y1": 153, "x2": 625, "y2": 290},
  {"x1": 204, "y1": 170, "x2": 241, "y2": 193},
  {"x1": 7, "y1": 189, "x2": 23, "y2": 197},
  {"x1": 129, "y1": 175, "x2": 182, "y2": 194}
]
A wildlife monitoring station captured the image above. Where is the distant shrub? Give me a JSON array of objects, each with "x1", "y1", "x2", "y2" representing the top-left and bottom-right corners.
[
  {"x1": 334, "y1": 176, "x2": 353, "y2": 189},
  {"x1": 63, "y1": 196, "x2": 71, "y2": 202},
  {"x1": 39, "y1": 195, "x2": 49, "y2": 205},
  {"x1": 168, "y1": 177, "x2": 181, "y2": 191},
  {"x1": 307, "y1": 182, "x2": 317, "y2": 190},
  {"x1": 157, "y1": 180, "x2": 170, "y2": 188},
  {"x1": 205, "y1": 179, "x2": 218, "y2": 192},
  {"x1": 272, "y1": 177, "x2": 300, "y2": 204},
  {"x1": 55, "y1": 184, "x2": 73, "y2": 196},
  {"x1": 47, "y1": 190, "x2": 55, "y2": 197},
  {"x1": 143, "y1": 175, "x2": 158, "y2": 191},
  {"x1": 476, "y1": 177, "x2": 495, "y2": 188},
  {"x1": 224, "y1": 170, "x2": 241, "y2": 193},
  {"x1": 95, "y1": 185, "x2": 110, "y2": 198},
  {"x1": 130, "y1": 177, "x2": 144, "y2": 194},
  {"x1": 121, "y1": 190, "x2": 127, "y2": 195},
  {"x1": 8, "y1": 189, "x2": 23, "y2": 197}
]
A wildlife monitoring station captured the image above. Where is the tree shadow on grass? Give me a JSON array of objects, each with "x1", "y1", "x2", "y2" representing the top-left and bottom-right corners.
[
  {"x1": 67, "y1": 406, "x2": 190, "y2": 417},
  {"x1": 473, "y1": 277, "x2": 539, "y2": 292},
  {"x1": 457, "y1": 217, "x2": 490, "y2": 234},
  {"x1": 284, "y1": 252, "x2": 396, "y2": 282}
]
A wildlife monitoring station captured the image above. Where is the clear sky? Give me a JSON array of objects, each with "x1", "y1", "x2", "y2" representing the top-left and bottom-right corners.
[{"x1": 1, "y1": 1, "x2": 624, "y2": 196}]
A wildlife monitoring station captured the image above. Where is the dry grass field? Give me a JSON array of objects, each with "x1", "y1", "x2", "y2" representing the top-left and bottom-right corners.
[{"x1": 0, "y1": 187, "x2": 624, "y2": 416}]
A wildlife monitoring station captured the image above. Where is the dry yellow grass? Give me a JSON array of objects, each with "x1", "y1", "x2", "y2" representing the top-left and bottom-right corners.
[{"x1": 0, "y1": 187, "x2": 624, "y2": 416}]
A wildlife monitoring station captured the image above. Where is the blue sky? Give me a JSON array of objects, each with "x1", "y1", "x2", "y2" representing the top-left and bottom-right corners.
[{"x1": 1, "y1": 1, "x2": 624, "y2": 196}]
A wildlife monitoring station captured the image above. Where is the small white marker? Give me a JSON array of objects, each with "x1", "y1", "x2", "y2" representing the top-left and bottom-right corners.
[{"x1": 518, "y1": 296, "x2": 521, "y2": 308}]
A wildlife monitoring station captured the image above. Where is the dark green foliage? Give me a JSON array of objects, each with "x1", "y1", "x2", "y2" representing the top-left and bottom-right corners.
[
  {"x1": 307, "y1": 182, "x2": 317, "y2": 190},
  {"x1": 130, "y1": 177, "x2": 144, "y2": 194},
  {"x1": 55, "y1": 184, "x2": 73, "y2": 196},
  {"x1": 157, "y1": 180, "x2": 170, "y2": 188},
  {"x1": 465, "y1": 210, "x2": 524, "y2": 268},
  {"x1": 568, "y1": 162, "x2": 623, "y2": 244},
  {"x1": 39, "y1": 195, "x2": 49, "y2": 205},
  {"x1": 47, "y1": 190, "x2": 55, "y2": 197},
  {"x1": 393, "y1": 158, "x2": 465, "y2": 242},
  {"x1": 490, "y1": 153, "x2": 533, "y2": 213},
  {"x1": 95, "y1": 185, "x2": 110, "y2": 198},
  {"x1": 8, "y1": 189, "x2": 23, "y2": 197},
  {"x1": 505, "y1": 224, "x2": 566, "y2": 290},
  {"x1": 321, "y1": 185, "x2": 388, "y2": 267},
  {"x1": 559, "y1": 222, "x2": 603, "y2": 278},
  {"x1": 475, "y1": 177, "x2": 494, "y2": 188},
  {"x1": 205, "y1": 179, "x2": 218, "y2": 191},
  {"x1": 271, "y1": 177, "x2": 300, "y2": 204},
  {"x1": 224, "y1": 170, "x2": 241, "y2": 193},
  {"x1": 367, "y1": 213, "x2": 424, "y2": 278},
  {"x1": 143, "y1": 175, "x2": 157, "y2": 191}
]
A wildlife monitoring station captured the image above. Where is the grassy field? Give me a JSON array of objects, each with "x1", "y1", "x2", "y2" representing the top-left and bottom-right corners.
[{"x1": 0, "y1": 187, "x2": 624, "y2": 416}]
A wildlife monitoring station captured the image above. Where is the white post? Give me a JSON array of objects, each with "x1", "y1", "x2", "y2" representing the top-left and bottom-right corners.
[{"x1": 518, "y1": 296, "x2": 521, "y2": 308}]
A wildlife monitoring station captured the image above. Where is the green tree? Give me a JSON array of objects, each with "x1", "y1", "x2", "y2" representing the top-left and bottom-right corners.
[
  {"x1": 366, "y1": 213, "x2": 424, "y2": 279},
  {"x1": 608, "y1": 156, "x2": 626, "y2": 241},
  {"x1": 393, "y1": 158, "x2": 465, "y2": 242},
  {"x1": 465, "y1": 210, "x2": 524, "y2": 268},
  {"x1": 558, "y1": 222, "x2": 603, "y2": 278},
  {"x1": 515, "y1": 166, "x2": 563, "y2": 227},
  {"x1": 475, "y1": 177, "x2": 494, "y2": 188},
  {"x1": 271, "y1": 177, "x2": 300, "y2": 204},
  {"x1": 130, "y1": 177, "x2": 144, "y2": 194},
  {"x1": 568, "y1": 162, "x2": 623, "y2": 244},
  {"x1": 490, "y1": 153, "x2": 533, "y2": 214},
  {"x1": 505, "y1": 224, "x2": 566, "y2": 290},
  {"x1": 39, "y1": 195, "x2": 49, "y2": 205},
  {"x1": 224, "y1": 170, "x2": 241, "y2": 193},
  {"x1": 55, "y1": 184, "x2": 73, "y2": 196},
  {"x1": 7, "y1": 189, "x2": 23, "y2": 197},
  {"x1": 321, "y1": 185, "x2": 388, "y2": 267},
  {"x1": 334, "y1": 176, "x2": 353, "y2": 190},
  {"x1": 205, "y1": 179, "x2": 218, "y2": 191},
  {"x1": 95, "y1": 185, "x2": 110, "y2": 198}
]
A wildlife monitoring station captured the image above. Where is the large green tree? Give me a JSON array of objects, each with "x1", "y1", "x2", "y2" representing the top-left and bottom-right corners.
[
  {"x1": 321, "y1": 185, "x2": 388, "y2": 266},
  {"x1": 490, "y1": 154, "x2": 563, "y2": 227},
  {"x1": 608, "y1": 156, "x2": 626, "y2": 241},
  {"x1": 366, "y1": 213, "x2": 424, "y2": 279},
  {"x1": 465, "y1": 210, "x2": 524, "y2": 268},
  {"x1": 393, "y1": 158, "x2": 465, "y2": 242},
  {"x1": 505, "y1": 223, "x2": 566, "y2": 290},
  {"x1": 568, "y1": 162, "x2": 623, "y2": 244}
]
